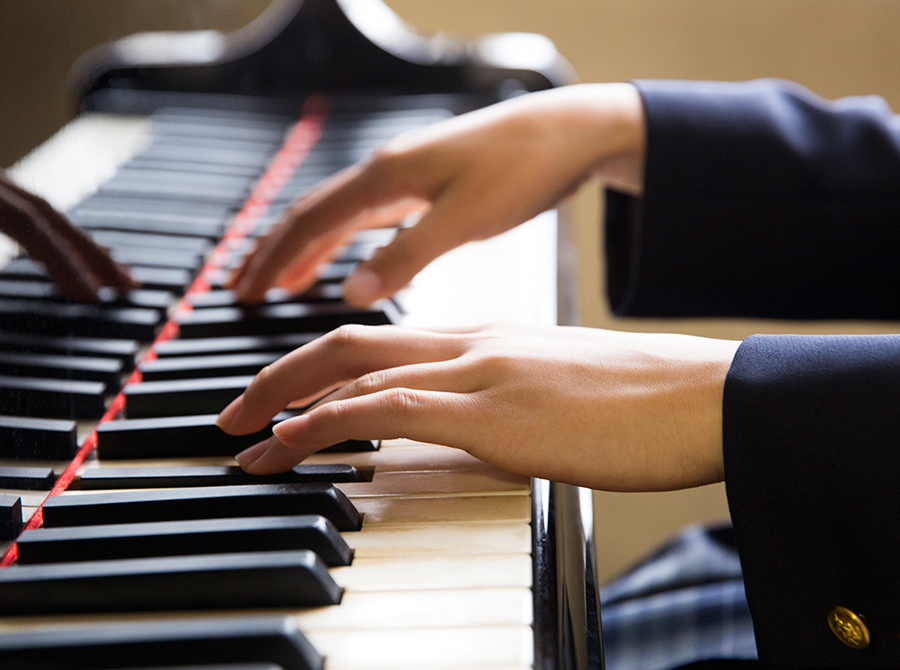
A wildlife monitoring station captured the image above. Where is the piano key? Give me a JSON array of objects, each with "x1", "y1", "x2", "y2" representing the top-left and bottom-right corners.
[
  {"x1": 153, "y1": 331, "x2": 321, "y2": 358},
  {"x1": 71, "y1": 194, "x2": 237, "y2": 219},
  {"x1": 176, "y1": 300, "x2": 399, "y2": 338},
  {"x1": 0, "y1": 375, "x2": 107, "y2": 419},
  {"x1": 0, "y1": 281, "x2": 172, "y2": 313},
  {"x1": 0, "y1": 299, "x2": 162, "y2": 340},
  {"x1": 88, "y1": 230, "x2": 214, "y2": 255},
  {"x1": 112, "y1": 166, "x2": 259, "y2": 191},
  {"x1": 41, "y1": 483, "x2": 361, "y2": 531},
  {"x1": 138, "y1": 352, "x2": 282, "y2": 381},
  {"x1": 0, "y1": 551, "x2": 342, "y2": 613},
  {"x1": 0, "y1": 466, "x2": 56, "y2": 490},
  {"x1": 0, "y1": 332, "x2": 139, "y2": 369},
  {"x1": 0, "y1": 415, "x2": 78, "y2": 459},
  {"x1": 0, "y1": 494, "x2": 22, "y2": 541},
  {"x1": 309, "y1": 627, "x2": 531, "y2": 670},
  {"x1": 97, "y1": 179, "x2": 252, "y2": 206},
  {"x1": 292, "y1": 588, "x2": 531, "y2": 634},
  {"x1": 78, "y1": 217, "x2": 225, "y2": 243},
  {"x1": 138, "y1": 144, "x2": 275, "y2": 170},
  {"x1": 110, "y1": 247, "x2": 206, "y2": 270},
  {"x1": 147, "y1": 133, "x2": 282, "y2": 155},
  {"x1": 123, "y1": 375, "x2": 253, "y2": 417},
  {"x1": 95, "y1": 413, "x2": 376, "y2": 459},
  {"x1": 187, "y1": 284, "x2": 344, "y2": 308},
  {"x1": 0, "y1": 615, "x2": 322, "y2": 670},
  {"x1": 78, "y1": 464, "x2": 365, "y2": 489},
  {"x1": 126, "y1": 155, "x2": 266, "y2": 178},
  {"x1": 17, "y1": 515, "x2": 353, "y2": 566},
  {"x1": 71, "y1": 203, "x2": 228, "y2": 228},
  {"x1": 0, "y1": 351, "x2": 123, "y2": 391}
]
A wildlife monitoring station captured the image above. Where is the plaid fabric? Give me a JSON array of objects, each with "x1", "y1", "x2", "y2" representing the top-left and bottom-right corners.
[{"x1": 600, "y1": 524, "x2": 758, "y2": 670}]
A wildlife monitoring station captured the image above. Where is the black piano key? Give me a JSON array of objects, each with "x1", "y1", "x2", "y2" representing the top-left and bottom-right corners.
[
  {"x1": 41, "y1": 483, "x2": 361, "y2": 531},
  {"x1": 113, "y1": 166, "x2": 258, "y2": 190},
  {"x1": 0, "y1": 299, "x2": 161, "y2": 341},
  {"x1": 148, "y1": 133, "x2": 281, "y2": 155},
  {"x1": 127, "y1": 155, "x2": 267, "y2": 178},
  {"x1": 95, "y1": 412, "x2": 376, "y2": 459},
  {"x1": 176, "y1": 300, "x2": 399, "y2": 339},
  {"x1": 79, "y1": 463, "x2": 365, "y2": 489},
  {"x1": 111, "y1": 247, "x2": 206, "y2": 270},
  {"x1": 0, "y1": 351, "x2": 123, "y2": 391},
  {"x1": 187, "y1": 284, "x2": 344, "y2": 309},
  {"x1": 0, "y1": 494, "x2": 22, "y2": 541},
  {"x1": 0, "y1": 332, "x2": 139, "y2": 370},
  {"x1": 153, "y1": 332, "x2": 321, "y2": 358},
  {"x1": 72, "y1": 194, "x2": 235, "y2": 219},
  {"x1": 72, "y1": 203, "x2": 228, "y2": 228},
  {"x1": 97, "y1": 179, "x2": 251, "y2": 206},
  {"x1": 124, "y1": 375, "x2": 253, "y2": 418},
  {"x1": 75, "y1": 213, "x2": 226, "y2": 240},
  {"x1": 17, "y1": 514, "x2": 353, "y2": 566},
  {"x1": 0, "y1": 615, "x2": 322, "y2": 670},
  {"x1": 89, "y1": 230, "x2": 214, "y2": 255},
  {"x1": 139, "y1": 144, "x2": 275, "y2": 170},
  {"x1": 0, "y1": 376, "x2": 107, "y2": 419},
  {"x1": 0, "y1": 466, "x2": 56, "y2": 490},
  {"x1": 125, "y1": 266, "x2": 195, "y2": 292},
  {"x1": 138, "y1": 352, "x2": 281, "y2": 381},
  {"x1": 0, "y1": 281, "x2": 172, "y2": 313},
  {"x1": 0, "y1": 415, "x2": 78, "y2": 459},
  {"x1": 0, "y1": 550, "x2": 342, "y2": 614}
]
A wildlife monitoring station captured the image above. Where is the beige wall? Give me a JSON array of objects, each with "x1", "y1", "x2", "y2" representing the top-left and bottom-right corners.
[{"x1": 4, "y1": 0, "x2": 900, "y2": 581}]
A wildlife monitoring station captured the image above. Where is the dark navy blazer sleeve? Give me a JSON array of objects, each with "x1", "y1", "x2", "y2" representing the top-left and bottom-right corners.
[
  {"x1": 604, "y1": 80, "x2": 900, "y2": 668},
  {"x1": 606, "y1": 79, "x2": 900, "y2": 319}
]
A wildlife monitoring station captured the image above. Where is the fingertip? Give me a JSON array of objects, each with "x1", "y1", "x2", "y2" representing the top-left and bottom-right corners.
[
  {"x1": 216, "y1": 394, "x2": 245, "y2": 433},
  {"x1": 342, "y1": 268, "x2": 384, "y2": 306}
]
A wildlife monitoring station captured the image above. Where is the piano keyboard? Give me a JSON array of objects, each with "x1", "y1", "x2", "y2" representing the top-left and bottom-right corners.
[{"x1": 0, "y1": 97, "x2": 560, "y2": 668}]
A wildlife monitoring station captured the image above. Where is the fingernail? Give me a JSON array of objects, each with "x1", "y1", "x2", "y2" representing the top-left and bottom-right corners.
[
  {"x1": 235, "y1": 440, "x2": 269, "y2": 468},
  {"x1": 272, "y1": 414, "x2": 310, "y2": 443},
  {"x1": 342, "y1": 268, "x2": 382, "y2": 305},
  {"x1": 216, "y1": 394, "x2": 244, "y2": 430}
]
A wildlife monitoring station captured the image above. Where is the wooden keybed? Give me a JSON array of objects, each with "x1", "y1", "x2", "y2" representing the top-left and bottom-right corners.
[{"x1": 0, "y1": 2, "x2": 602, "y2": 668}]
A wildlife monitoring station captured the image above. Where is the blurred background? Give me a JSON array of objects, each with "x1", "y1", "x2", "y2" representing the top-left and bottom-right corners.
[{"x1": 3, "y1": 0, "x2": 900, "y2": 581}]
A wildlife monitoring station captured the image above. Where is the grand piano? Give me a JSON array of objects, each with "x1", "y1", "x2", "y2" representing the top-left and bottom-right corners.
[{"x1": 0, "y1": 1, "x2": 602, "y2": 668}]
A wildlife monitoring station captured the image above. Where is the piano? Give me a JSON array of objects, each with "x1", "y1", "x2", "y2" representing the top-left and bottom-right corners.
[{"x1": 0, "y1": 1, "x2": 602, "y2": 668}]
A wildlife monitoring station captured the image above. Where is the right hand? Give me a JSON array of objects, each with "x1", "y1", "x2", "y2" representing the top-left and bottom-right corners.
[
  {"x1": 0, "y1": 171, "x2": 134, "y2": 301},
  {"x1": 231, "y1": 83, "x2": 647, "y2": 306}
]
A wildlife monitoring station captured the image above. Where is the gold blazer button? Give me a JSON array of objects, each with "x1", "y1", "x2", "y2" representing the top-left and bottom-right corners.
[{"x1": 828, "y1": 606, "x2": 871, "y2": 650}]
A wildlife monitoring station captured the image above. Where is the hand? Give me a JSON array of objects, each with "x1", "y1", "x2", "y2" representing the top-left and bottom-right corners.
[
  {"x1": 0, "y1": 171, "x2": 134, "y2": 301},
  {"x1": 231, "y1": 83, "x2": 646, "y2": 306},
  {"x1": 216, "y1": 323, "x2": 740, "y2": 492}
]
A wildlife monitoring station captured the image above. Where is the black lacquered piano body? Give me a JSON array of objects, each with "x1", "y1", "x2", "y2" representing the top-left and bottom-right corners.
[{"x1": 0, "y1": 1, "x2": 602, "y2": 668}]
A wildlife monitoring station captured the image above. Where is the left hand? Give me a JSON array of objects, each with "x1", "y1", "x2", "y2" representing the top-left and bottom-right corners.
[
  {"x1": 0, "y1": 171, "x2": 134, "y2": 300},
  {"x1": 216, "y1": 323, "x2": 740, "y2": 492}
]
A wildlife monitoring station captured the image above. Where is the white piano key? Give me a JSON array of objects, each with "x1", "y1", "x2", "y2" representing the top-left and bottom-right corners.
[
  {"x1": 292, "y1": 587, "x2": 532, "y2": 631},
  {"x1": 330, "y1": 554, "x2": 532, "y2": 591},
  {"x1": 310, "y1": 626, "x2": 533, "y2": 669},
  {"x1": 342, "y1": 521, "x2": 531, "y2": 557}
]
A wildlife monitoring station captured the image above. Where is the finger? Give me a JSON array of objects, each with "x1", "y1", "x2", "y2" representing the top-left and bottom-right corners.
[
  {"x1": 239, "y1": 390, "x2": 477, "y2": 474},
  {"x1": 41, "y1": 208, "x2": 135, "y2": 293},
  {"x1": 311, "y1": 357, "x2": 484, "y2": 409},
  {"x1": 232, "y1": 162, "x2": 414, "y2": 302},
  {"x1": 0, "y1": 185, "x2": 102, "y2": 301},
  {"x1": 216, "y1": 325, "x2": 464, "y2": 435},
  {"x1": 340, "y1": 184, "x2": 502, "y2": 306},
  {"x1": 274, "y1": 228, "x2": 353, "y2": 293}
]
